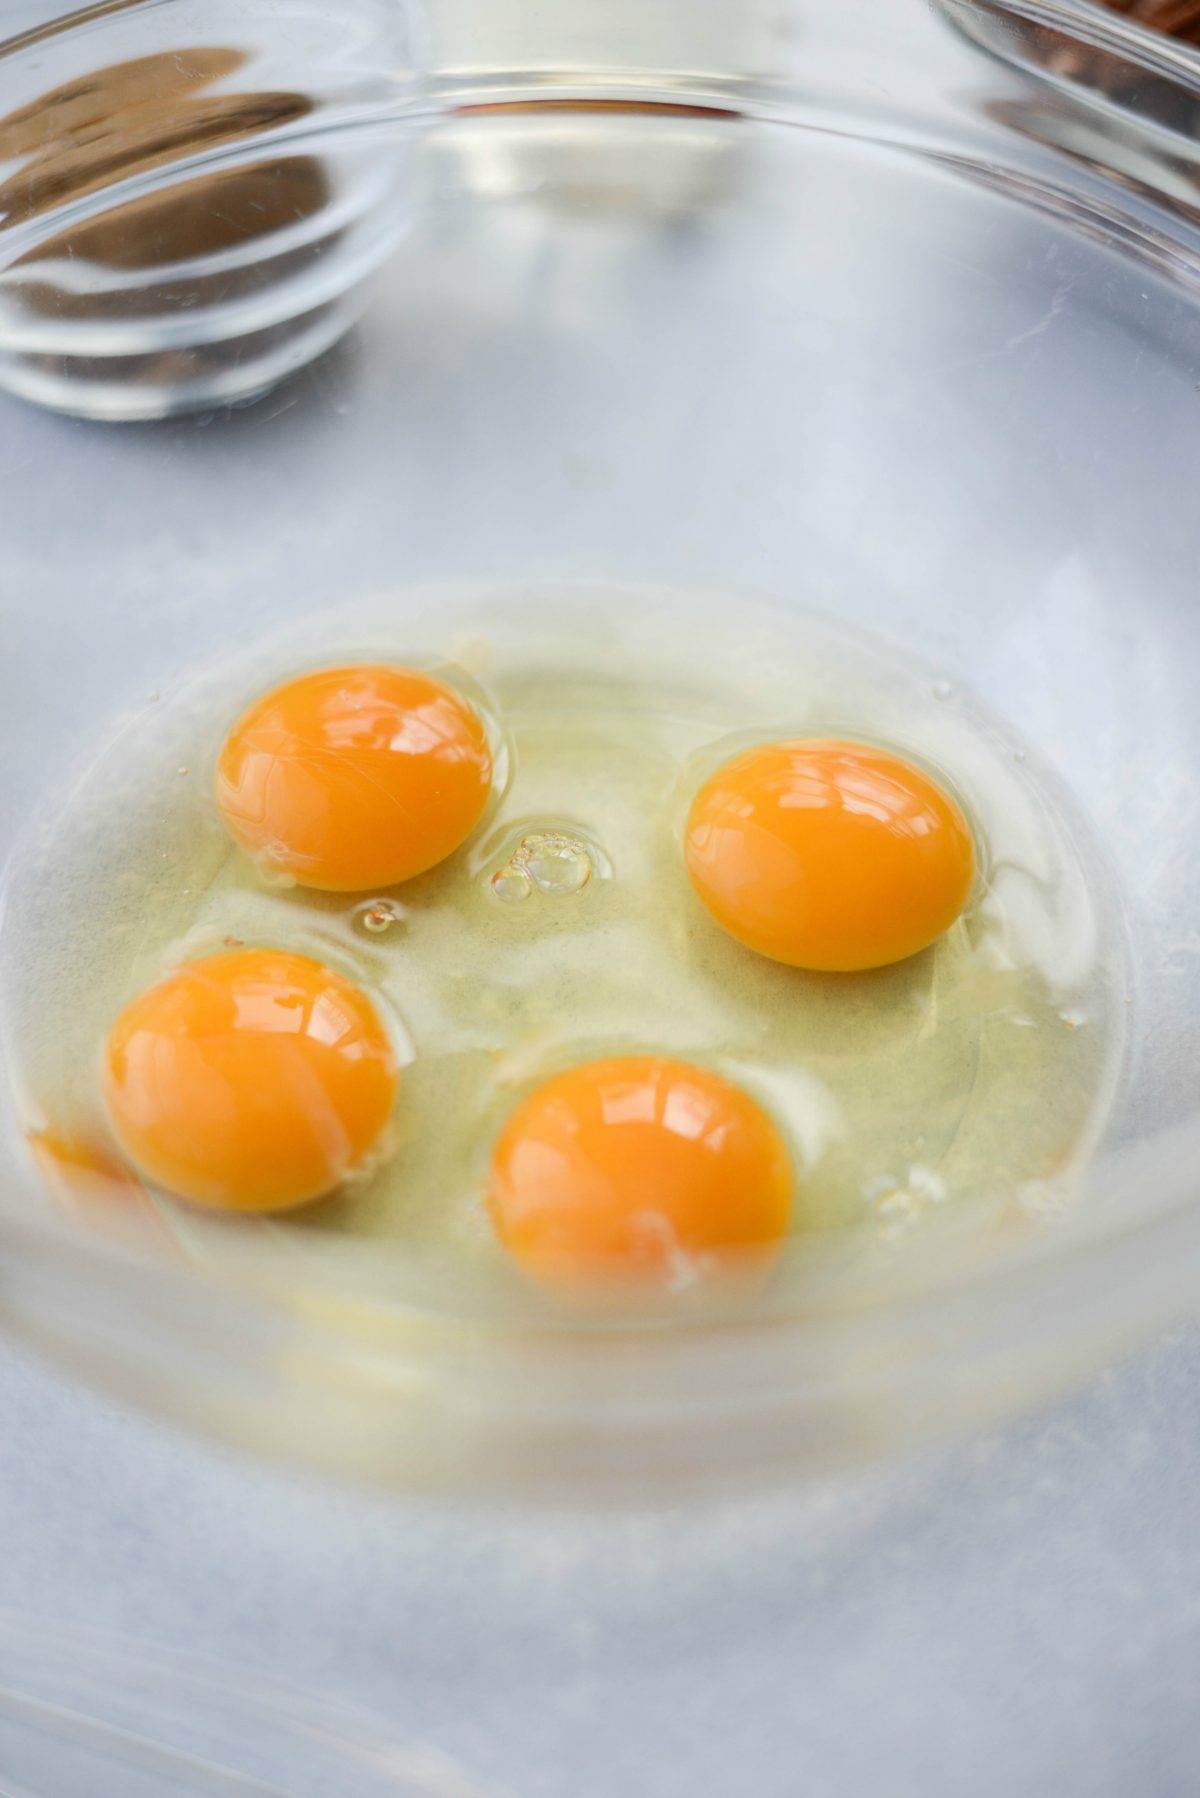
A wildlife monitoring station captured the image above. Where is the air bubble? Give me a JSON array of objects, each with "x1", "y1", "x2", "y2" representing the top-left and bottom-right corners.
[
  {"x1": 521, "y1": 833, "x2": 594, "y2": 896},
  {"x1": 865, "y1": 1163, "x2": 949, "y2": 1240},
  {"x1": 933, "y1": 681, "x2": 954, "y2": 702},
  {"x1": 488, "y1": 830, "x2": 606, "y2": 905},
  {"x1": 355, "y1": 898, "x2": 406, "y2": 936},
  {"x1": 491, "y1": 868, "x2": 533, "y2": 904}
]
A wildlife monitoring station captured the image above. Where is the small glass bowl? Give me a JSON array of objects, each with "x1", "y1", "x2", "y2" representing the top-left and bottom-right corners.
[{"x1": 0, "y1": 1, "x2": 425, "y2": 421}]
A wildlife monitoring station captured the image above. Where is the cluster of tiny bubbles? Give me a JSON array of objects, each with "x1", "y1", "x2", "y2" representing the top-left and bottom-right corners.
[
  {"x1": 489, "y1": 831, "x2": 607, "y2": 904},
  {"x1": 354, "y1": 898, "x2": 407, "y2": 937},
  {"x1": 863, "y1": 1164, "x2": 949, "y2": 1242}
]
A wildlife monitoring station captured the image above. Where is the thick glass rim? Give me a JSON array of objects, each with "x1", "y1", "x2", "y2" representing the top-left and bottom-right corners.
[{"x1": 955, "y1": 0, "x2": 1200, "y2": 87}]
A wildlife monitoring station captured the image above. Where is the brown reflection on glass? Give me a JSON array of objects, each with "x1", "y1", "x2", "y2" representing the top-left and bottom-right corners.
[
  {"x1": 1098, "y1": 1, "x2": 1200, "y2": 46},
  {"x1": 952, "y1": 0, "x2": 1200, "y2": 141},
  {"x1": 457, "y1": 98, "x2": 740, "y2": 120},
  {"x1": 0, "y1": 49, "x2": 316, "y2": 227},
  {"x1": 14, "y1": 159, "x2": 333, "y2": 322},
  {"x1": 0, "y1": 48, "x2": 243, "y2": 170},
  {"x1": 1011, "y1": 2, "x2": 1200, "y2": 108},
  {"x1": 0, "y1": 49, "x2": 331, "y2": 320},
  {"x1": 20, "y1": 154, "x2": 330, "y2": 272}
]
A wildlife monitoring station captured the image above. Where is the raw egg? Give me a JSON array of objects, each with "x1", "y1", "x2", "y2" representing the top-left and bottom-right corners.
[
  {"x1": 102, "y1": 948, "x2": 398, "y2": 1212},
  {"x1": 216, "y1": 665, "x2": 493, "y2": 892},
  {"x1": 685, "y1": 739, "x2": 975, "y2": 972},
  {"x1": 5, "y1": 597, "x2": 1119, "y2": 1294},
  {"x1": 488, "y1": 1055, "x2": 794, "y2": 1292}
]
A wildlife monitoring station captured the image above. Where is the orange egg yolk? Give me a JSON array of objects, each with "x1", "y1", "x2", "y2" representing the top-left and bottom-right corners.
[
  {"x1": 488, "y1": 1056, "x2": 793, "y2": 1293},
  {"x1": 102, "y1": 949, "x2": 398, "y2": 1213},
  {"x1": 685, "y1": 738, "x2": 976, "y2": 972},
  {"x1": 216, "y1": 664, "x2": 493, "y2": 893}
]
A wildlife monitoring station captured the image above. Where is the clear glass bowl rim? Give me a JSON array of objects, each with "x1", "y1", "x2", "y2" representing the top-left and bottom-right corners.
[{"x1": 952, "y1": 0, "x2": 1200, "y2": 88}]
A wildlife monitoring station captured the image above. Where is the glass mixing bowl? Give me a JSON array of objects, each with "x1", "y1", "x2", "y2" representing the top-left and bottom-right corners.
[{"x1": 0, "y1": 0, "x2": 1198, "y2": 1497}]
